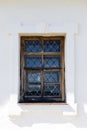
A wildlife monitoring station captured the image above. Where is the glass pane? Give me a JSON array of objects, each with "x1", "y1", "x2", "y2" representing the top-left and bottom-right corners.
[
  {"x1": 44, "y1": 40, "x2": 60, "y2": 52},
  {"x1": 24, "y1": 56, "x2": 42, "y2": 68},
  {"x1": 25, "y1": 85, "x2": 41, "y2": 96},
  {"x1": 44, "y1": 72, "x2": 60, "y2": 83},
  {"x1": 44, "y1": 56, "x2": 60, "y2": 68},
  {"x1": 43, "y1": 84, "x2": 60, "y2": 97},
  {"x1": 24, "y1": 40, "x2": 42, "y2": 52},
  {"x1": 27, "y1": 72, "x2": 41, "y2": 83}
]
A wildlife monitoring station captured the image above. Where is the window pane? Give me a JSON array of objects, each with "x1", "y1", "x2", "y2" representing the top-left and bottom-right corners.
[
  {"x1": 44, "y1": 56, "x2": 60, "y2": 68},
  {"x1": 44, "y1": 72, "x2": 60, "y2": 83},
  {"x1": 43, "y1": 84, "x2": 60, "y2": 97},
  {"x1": 27, "y1": 72, "x2": 41, "y2": 83},
  {"x1": 24, "y1": 40, "x2": 42, "y2": 52},
  {"x1": 24, "y1": 56, "x2": 42, "y2": 68},
  {"x1": 25, "y1": 85, "x2": 41, "y2": 96},
  {"x1": 44, "y1": 40, "x2": 60, "y2": 52}
]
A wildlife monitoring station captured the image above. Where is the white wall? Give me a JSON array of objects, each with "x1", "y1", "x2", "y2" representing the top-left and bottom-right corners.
[{"x1": 0, "y1": 0, "x2": 87, "y2": 129}]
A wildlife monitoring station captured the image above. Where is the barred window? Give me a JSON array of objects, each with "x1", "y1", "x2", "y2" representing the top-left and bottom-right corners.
[{"x1": 19, "y1": 36, "x2": 65, "y2": 103}]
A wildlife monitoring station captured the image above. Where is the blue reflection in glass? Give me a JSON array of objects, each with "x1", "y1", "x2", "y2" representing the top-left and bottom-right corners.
[
  {"x1": 24, "y1": 40, "x2": 42, "y2": 52},
  {"x1": 44, "y1": 72, "x2": 59, "y2": 83},
  {"x1": 24, "y1": 56, "x2": 42, "y2": 68},
  {"x1": 44, "y1": 40, "x2": 60, "y2": 52},
  {"x1": 44, "y1": 56, "x2": 60, "y2": 68},
  {"x1": 27, "y1": 72, "x2": 41, "y2": 83}
]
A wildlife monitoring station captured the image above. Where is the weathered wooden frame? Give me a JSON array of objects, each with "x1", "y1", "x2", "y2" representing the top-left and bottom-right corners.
[{"x1": 19, "y1": 36, "x2": 65, "y2": 103}]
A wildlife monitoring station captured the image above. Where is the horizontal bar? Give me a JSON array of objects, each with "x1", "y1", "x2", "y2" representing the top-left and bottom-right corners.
[
  {"x1": 24, "y1": 68, "x2": 64, "y2": 70},
  {"x1": 27, "y1": 83, "x2": 41, "y2": 85},
  {"x1": 44, "y1": 83, "x2": 60, "y2": 84},
  {"x1": 24, "y1": 52, "x2": 61, "y2": 56}
]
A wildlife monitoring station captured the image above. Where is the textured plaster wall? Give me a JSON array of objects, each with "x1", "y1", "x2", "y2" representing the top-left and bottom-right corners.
[{"x1": 0, "y1": 0, "x2": 87, "y2": 129}]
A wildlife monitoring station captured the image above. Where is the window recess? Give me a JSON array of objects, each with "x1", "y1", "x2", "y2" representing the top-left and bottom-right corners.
[{"x1": 19, "y1": 36, "x2": 65, "y2": 103}]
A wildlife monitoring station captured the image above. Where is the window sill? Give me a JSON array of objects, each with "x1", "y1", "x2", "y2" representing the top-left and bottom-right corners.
[{"x1": 8, "y1": 95, "x2": 77, "y2": 117}]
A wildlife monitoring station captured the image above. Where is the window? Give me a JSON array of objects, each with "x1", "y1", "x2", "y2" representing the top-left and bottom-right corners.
[{"x1": 19, "y1": 36, "x2": 65, "y2": 103}]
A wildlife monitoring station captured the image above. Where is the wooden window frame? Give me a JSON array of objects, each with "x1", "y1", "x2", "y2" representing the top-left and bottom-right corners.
[{"x1": 19, "y1": 36, "x2": 65, "y2": 103}]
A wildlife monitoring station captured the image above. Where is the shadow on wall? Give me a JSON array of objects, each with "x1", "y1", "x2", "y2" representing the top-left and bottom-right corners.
[
  {"x1": 9, "y1": 102, "x2": 87, "y2": 128},
  {"x1": 0, "y1": 91, "x2": 9, "y2": 106}
]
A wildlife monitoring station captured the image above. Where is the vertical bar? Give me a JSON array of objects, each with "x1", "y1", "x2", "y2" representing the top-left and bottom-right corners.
[
  {"x1": 41, "y1": 38, "x2": 44, "y2": 98},
  {"x1": 61, "y1": 37, "x2": 65, "y2": 102},
  {"x1": 20, "y1": 37, "x2": 25, "y2": 101},
  {"x1": 23, "y1": 70, "x2": 27, "y2": 96}
]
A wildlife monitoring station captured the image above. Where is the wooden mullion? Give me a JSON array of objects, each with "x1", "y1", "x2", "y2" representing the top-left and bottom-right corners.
[
  {"x1": 21, "y1": 36, "x2": 41, "y2": 41},
  {"x1": 60, "y1": 38, "x2": 65, "y2": 101},
  {"x1": 44, "y1": 83, "x2": 60, "y2": 85},
  {"x1": 24, "y1": 52, "x2": 61, "y2": 56},
  {"x1": 41, "y1": 38, "x2": 44, "y2": 97},
  {"x1": 24, "y1": 68, "x2": 62, "y2": 71},
  {"x1": 23, "y1": 70, "x2": 27, "y2": 95},
  {"x1": 44, "y1": 52, "x2": 61, "y2": 55},
  {"x1": 44, "y1": 69, "x2": 61, "y2": 72},
  {"x1": 27, "y1": 82, "x2": 41, "y2": 85},
  {"x1": 20, "y1": 37, "x2": 25, "y2": 100},
  {"x1": 42, "y1": 36, "x2": 64, "y2": 40},
  {"x1": 24, "y1": 69, "x2": 41, "y2": 72}
]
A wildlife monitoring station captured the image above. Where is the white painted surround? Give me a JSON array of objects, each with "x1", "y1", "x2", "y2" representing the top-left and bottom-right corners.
[
  {"x1": 8, "y1": 23, "x2": 78, "y2": 116},
  {"x1": 1, "y1": 0, "x2": 87, "y2": 129}
]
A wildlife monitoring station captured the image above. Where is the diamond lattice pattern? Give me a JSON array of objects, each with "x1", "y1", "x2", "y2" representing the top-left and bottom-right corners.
[
  {"x1": 44, "y1": 56, "x2": 60, "y2": 68},
  {"x1": 25, "y1": 85, "x2": 41, "y2": 96},
  {"x1": 44, "y1": 40, "x2": 60, "y2": 52},
  {"x1": 25, "y1": 56, "x2": 42, "y2": 68},
  {"x1": 27, "y1": 72, "x2": 41, "y2": 83},
  {"x1": 44, "y1": 72, "x2": 60, "y2": 83},
  {"x1": 24, "y1": 40, "x2": 42, "y2": 52},
  {"x1": 44, "y1": 84, "x2": 60, "y2": 96}
]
